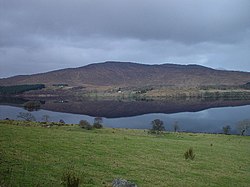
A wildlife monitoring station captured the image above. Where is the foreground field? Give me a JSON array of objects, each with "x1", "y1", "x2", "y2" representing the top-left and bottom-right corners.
[{"x1": 0, "y1": 121, "x2": 250, "y2": 186}]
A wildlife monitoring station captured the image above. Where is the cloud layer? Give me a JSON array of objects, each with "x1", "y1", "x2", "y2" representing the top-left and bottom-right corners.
[{"x1": 1, "y1": 0, "x2": 250, "y2": 77}]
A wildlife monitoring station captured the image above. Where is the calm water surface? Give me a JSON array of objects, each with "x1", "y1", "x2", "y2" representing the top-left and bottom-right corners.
[{"x1": 1, "y1": 103, "x2": 250, "y2": 135}]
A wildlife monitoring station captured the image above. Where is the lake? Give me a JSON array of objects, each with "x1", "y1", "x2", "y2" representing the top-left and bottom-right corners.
[{"x1": 0, "y1": 98, "x2": 250, "y2": 135}]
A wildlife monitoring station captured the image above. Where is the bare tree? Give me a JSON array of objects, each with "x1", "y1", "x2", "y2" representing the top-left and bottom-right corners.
[
  {"x1": 93, "y1": 117, "x2": 103, "y2": 129},
  {"x1": 237, "y1": 120, "x2": 250, "y2": 136},
  {"x1": 222, "y1": 125, "x2": 231, "y2": 135},
  {"x1": 173, "y1": 121, "x2": 180, "y2": 132},
  {"x1": 42, "y1": 114, "x2": 50, "y2": 123},
  {"x1": 94, "y1": 117, "x2": 103, "y2": 124},
  {"x1": 17, "y1": 112, "x2": 36, "y2": 121}
]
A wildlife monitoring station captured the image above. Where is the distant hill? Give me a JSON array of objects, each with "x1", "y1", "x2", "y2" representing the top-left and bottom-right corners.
[{"x1": 0, "y1": 61, "x2": 250, "y2": 87}]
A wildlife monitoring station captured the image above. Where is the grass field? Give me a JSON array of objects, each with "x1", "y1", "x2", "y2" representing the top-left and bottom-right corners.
[{"x1": 0, "y1": 121, "x2": 250, "y2": 186}]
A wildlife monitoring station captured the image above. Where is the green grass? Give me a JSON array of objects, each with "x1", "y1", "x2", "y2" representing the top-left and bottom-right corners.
[{"x1": 0, "y1": 121, "x2": 250, "y2": 186}]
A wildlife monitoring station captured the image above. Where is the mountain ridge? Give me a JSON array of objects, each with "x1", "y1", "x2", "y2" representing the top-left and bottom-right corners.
[{"x1": 1, "y1": 61, "x2": 250, "y2": 87}]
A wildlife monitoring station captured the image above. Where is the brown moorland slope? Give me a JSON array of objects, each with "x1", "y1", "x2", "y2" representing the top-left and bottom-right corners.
[{"x1": 0, "y1": 61, "x2": 250, "y2": 87}]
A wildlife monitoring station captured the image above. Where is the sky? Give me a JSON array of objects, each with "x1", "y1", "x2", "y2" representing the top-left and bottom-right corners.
[{"x1": 0, "y1": 0, "x2": 250, "y2": 78}]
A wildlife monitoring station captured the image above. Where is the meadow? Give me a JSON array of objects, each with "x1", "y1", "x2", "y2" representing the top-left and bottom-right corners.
[{"x1": 0, "y1": 120, "x2": 250, "y2": 186}]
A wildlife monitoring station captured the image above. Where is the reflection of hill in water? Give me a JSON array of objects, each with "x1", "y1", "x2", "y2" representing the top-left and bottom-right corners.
[
  {"x1": 40, "y1": 99, "x2": 250, "y2": 118},
  {"x1": 0, "y1": 97, "x2": 29, "y2": 105},
  {"x1": 1, "y1": 97, "x2": 250, "y2": 118}
]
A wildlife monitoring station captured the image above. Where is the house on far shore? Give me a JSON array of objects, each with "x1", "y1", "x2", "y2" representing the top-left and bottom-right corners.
[
  {"x1": 52, "y1": 84, "x2": 69, "y2": 88},
  {"x1": 117, "y1": 87, "x2": 122, "y2": 93}
]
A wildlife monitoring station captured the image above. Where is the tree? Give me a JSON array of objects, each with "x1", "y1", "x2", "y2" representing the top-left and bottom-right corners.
[
  {"x1": 237, "y1": 120, "x2": 250, "y2": 136},
  {"x1": 93, "y1": 117, "x2": 103, "y2": 129},
  {"x1": 0, "y1": 84, "x2": 45, "y2": 95},
  {"x1": 42, "y1": 114, "x2": 50, "y2": 123},
  {"x1": 150, "y1": 119, "x2": 165, "y2": 134},
  {"x1": 79, "y1": 120, "x2": 92, "y2": 130},
  {"x1": 17, "y1": 112, "x2": 36, "y2": 121},
  {"x1": 173, "y1": 121, "x2": 180, "y2": 132},
  {"x1": 94, "y1": 117, "x2": 103, "y2": 124},
  {"x1": 222, "y1": 125, "x2": 231, "y2": 135}
]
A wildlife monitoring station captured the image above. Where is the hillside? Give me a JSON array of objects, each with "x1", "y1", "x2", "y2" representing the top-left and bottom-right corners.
[{"x1": 1, "y1": 61, "x2": 250, "y2": 87}]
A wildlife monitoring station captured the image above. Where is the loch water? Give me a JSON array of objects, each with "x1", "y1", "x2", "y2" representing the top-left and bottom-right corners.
[{"x1": 1, "y1": 98, "x2": 250, "y2": 135}]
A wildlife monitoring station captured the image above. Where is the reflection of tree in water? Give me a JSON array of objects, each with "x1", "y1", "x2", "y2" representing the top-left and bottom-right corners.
[{"x1": 23, "y1": 101, "x2": 42, "y2": 111}]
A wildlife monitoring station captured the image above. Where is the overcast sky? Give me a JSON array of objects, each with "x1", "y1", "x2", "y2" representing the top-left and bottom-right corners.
[{"x1": 0, "y1": 0, "x2": 250, "y2": 78}]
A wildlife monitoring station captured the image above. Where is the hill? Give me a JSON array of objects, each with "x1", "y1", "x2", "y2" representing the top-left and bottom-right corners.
[{"x1": 1, "y1": 61, "x2": 250, "y2": 87}]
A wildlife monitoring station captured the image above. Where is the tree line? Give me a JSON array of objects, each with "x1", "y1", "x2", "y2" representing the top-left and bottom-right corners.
[{"x1": 0, "y1": 84, "x2": 45, "y2": 95}]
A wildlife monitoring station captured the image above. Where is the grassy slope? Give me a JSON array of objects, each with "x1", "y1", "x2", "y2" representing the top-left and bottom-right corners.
[{"x1": 0, "y1": 122, "x2": 250, "y2": 187}]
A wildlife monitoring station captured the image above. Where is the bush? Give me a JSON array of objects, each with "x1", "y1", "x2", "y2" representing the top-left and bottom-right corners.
[
  {"x1": 184, "y1": 147, "x2": 195, "y2": 160},
  {"x1": 79, "y1": 120, "x2": 92, "y2": 130},
  {"x1": 222, "y1": 125, "x2": 231, "y2": 135},
  {"x1": 59, "y1": 119, "x2": 66, "y2": 124},
  {"x1": 61, "y1": 167, "x2": 80, "y2": 187}
]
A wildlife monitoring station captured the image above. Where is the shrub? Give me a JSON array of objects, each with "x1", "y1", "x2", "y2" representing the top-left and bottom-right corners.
[
  {"x1": 222, "y1": 125, "x2": 231, "y2": 135},
  {"x1": 93, "y1": 123, "x2": 103, "y2": 129},
  {"x1": 61, "y1": 167, "x2": 80, "y2": 187},
  {"x1": 79, "y1": 120, "x2": 92, "y2": 130},
  {"x1": 59, "y1": 119, "x2": 66, "y2": 124},
  {"x1": 184, "y1": 147, "x2": 195, "y2": 160}
]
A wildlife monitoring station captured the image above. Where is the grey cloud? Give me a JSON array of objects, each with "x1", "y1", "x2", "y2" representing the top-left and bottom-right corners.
[
  {"x1": 2, "y1": 0, "x2": 250, "y2": 44},
  {"x1": 1, "y1": 36, "x2": 250, "y2": 78},
  {"x1": 0, "y1": 0, "x2": 250, "y2": 77}
]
